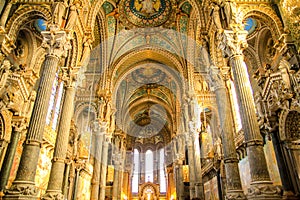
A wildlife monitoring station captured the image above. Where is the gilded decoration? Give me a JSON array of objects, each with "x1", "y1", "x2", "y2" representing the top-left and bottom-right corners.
[{"x1": 119, "y1": 0, "x2": 176, "y2": 27}]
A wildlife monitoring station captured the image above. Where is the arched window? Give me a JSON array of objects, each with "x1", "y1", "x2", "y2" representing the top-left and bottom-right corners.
[
  {"x1": 145, "y1": 149, "x2": 153, "y2": 182},
  {"x1": 230, "y1": 81, "x2": 242, "y2": 131},
  {"x1": 132, "y1": 149, "x2": 139, "y2": 193},
  {"x1": 159, "y1": 148, "x2": 166, "y2": 193},
  {"x1": 46, "y1": 72, "x2": 64, "y2": 130}
]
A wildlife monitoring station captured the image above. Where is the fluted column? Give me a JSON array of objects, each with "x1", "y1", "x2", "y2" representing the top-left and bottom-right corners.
[
  {"x1": 220, "y1": 29, "x2": 282, "y2": 200},
  {"x1": 42, "y1": 71, "x2": 76, "y2": 200},
  {"x1": 99, "y1": 131, "x2": 110, "y2": 200},
  {"x1": 209, "y1": 65, "x2": 246, "y2": 199},
  {"x1": 4, "y1": 26, "x2": 70, "y2": 200},
  {"x1": 0, "y1": 119, "x2": 26, "y2": 192},
  {"x1": 90, "y1": 123, "x2": 104, "y2": 200}
]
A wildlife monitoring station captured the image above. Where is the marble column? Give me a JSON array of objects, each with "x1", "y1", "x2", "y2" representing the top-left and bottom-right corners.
[
  {"x1": 220, "y1": 29, "x2": 282, "y2": 200},
  {"x1": 42, "y1": 71, "x2": 76, "y2": 200},
  {"x1": 209, "y1": 65, "x2": 246, "y2": 199},
  {"x1": 90, "y1": 123, "x2": 104, "y2": 200},
  {"x1": 4, "y1": 26, "x2": 70, "y2": 200},
  {"x1": 0, "y1": 119, "x2": 25, "y2": 192},
  {"x1": 99, "y1": 132, "x2": 110, "y2": 200}
]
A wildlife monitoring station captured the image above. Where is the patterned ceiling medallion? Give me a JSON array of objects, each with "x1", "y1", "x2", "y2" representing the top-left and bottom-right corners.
[
  {"x1": 132, "y1": 66, "x2": 166, "y2": 83},
  {"x1": 119, "y1": 0, "x2": 174, "y2": 27}
]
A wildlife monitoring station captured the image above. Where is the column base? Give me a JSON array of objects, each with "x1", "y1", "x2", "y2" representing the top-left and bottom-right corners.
[
  {"x1": 247, "y1": 181, "x2": 282, "y2": 200},
  {"x1": 3, "y1": 181, "x2": 38, "y2": 200},
  {"x1": 282, "y1": 190, "x2": 299, "y2": 200},
  {"x1": 226, "y1": 190, "x2": 247, "y2": 200},
  {"x1": 41, "y1": 190, "x2": 64, "y2": 200}
]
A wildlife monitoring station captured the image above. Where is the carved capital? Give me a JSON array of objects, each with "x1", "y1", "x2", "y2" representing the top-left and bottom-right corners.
[
  {"x1": 5, "y1": 183, "x2": 38, "y2": 197},
  {"x1": 226, "y1": 191, "x2": 247, "y2": 200},
  {"x1": 248, "y1": 182, "x2": 282, "y2": 199},
  {"x1": 41, "y1": 25, "x2": 71, "y2": 59},
  {"x1": 41, "y1": 192, "x2": 64, "y2": 200},
  {"x1": 219, "y1": 29, "x2": 248, "y2": 58},
  {"x1": 11, "y1": 116, "x2": 27, "y2": 132},
  {"x1": 61, "y1": 68, "x2": 77, "y2": 88}
]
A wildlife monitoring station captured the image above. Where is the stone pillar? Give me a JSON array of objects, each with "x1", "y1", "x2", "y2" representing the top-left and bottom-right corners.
[
  {"x1": 209, "y1": 65, "x2": 246, "y2": 199},
  {"x1": 42, "y1": 71, "x2": 76, "y2": 200},
  {"x1": 192, "y1": 129, "x2": 204, "y2": 199},
  {"x1": 117, "y1": 150, "x2": 126, "y2": 200},
  {"x1": 220, "y1": 29, "x2": 282, "y2": 200},
  {"x1": 4, "y1": 26, "x2": 70, "y2": 200},
  {"x1": 99, "y1": 132, "x2": 110, "y2": 200},
  {"x1": 0, "y1": 118, "x2": 25, "y2": 192},
  {"x1": 186, "y1": 134, "x2": 196, "y2": 199},
  {"x1": 174, "y1": 159, "x2": 184, "y2": 200},
  {"x1": 112, "y1": 153, "x2": 120, "y2": 200},
  {"x1": 90, "y1": 122, "x2": 104, "y2": 200}
]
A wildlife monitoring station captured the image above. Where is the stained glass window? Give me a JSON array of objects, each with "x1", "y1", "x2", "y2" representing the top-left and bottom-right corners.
[
  {"x1": 132, "y1": 149, "x2": 139, "y2": 193},
  {"x1": 145, "y1": 150, "x2": 154, "y2": 183},
  {"x1": 230, "y1": 81, "x2": 242, "y2": 131},
  {"x1": 159, "y1": 148, "x2": 166, "y2": 193},
  {"x1": 46, "y1": 73, "x2": 59, "y2": 125},
  {"x1": 52, "y1": 82, "x2": 64, "y2": 130}
]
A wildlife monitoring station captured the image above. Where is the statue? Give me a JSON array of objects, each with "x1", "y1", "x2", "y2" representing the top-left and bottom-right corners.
[
  {"x1": 210, "y1": 0, "x2": 223, "y2": 31},
  {"x1": 208, "y1": 65, "x2": 224, "y2": 90},
  {"x1": 52, "y1": 0, "x2": 67, "y2": 28},
  {"x1": 98, "y1": 96, "x2": 106, "y2": 120},
  {"x1": 80, "y1": 39, "x2": 91, "y2": 66},
  {"x1": 65, "y1": 4, "x2": 78, "y2": 31},
  {"x1": 254, "y1": 91, "x2": 265, "y2": 128},
  {"x1": 221, "y1": 0, "x2": 237, "y2": 28},
  {"x1": 0, "y1": 59, "x2": 11, "y2": 91}
]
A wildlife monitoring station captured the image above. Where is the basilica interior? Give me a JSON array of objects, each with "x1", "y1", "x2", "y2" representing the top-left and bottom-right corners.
[{"x1": 0, "y1": 0, "x2": 299, "y2": 200}]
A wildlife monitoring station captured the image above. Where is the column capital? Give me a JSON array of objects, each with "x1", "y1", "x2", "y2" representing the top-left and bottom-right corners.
[
  {"x1": 11, "y1": 116, "x2": 27, "y2": 132},
  {"x1": 41, "y1": 25, "x2": 71, "y2": 59},
  {"x1": 61, "y1": 68, "x2": 77, "y2": 88},
  {"x1": 219, "y1": 29, "x2": 248, "y2": 58}
]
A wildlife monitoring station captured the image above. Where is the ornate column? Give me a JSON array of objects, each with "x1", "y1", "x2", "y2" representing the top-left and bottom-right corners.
[
  {"x1": 99, "y1": 129, "x2": 110, "y2": 200},
  {"x1": 90, "y1": 122, "x2": 104, "y2": 200},
  {"x1": 219, "y1": 29, "x2": 282, "y2": 200},
  {"x1": 42, "y1": 70, "x2": 76, "y2": 199},
  {"x1": 209, "y1": 65, "x2": 246, "y2": 199},
  {"x1": 4, "y1": 26, "x2": 70, "y2": 200},
  {"x1": 0, "y1": 117, "x2": 26, "y2": 192}
]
